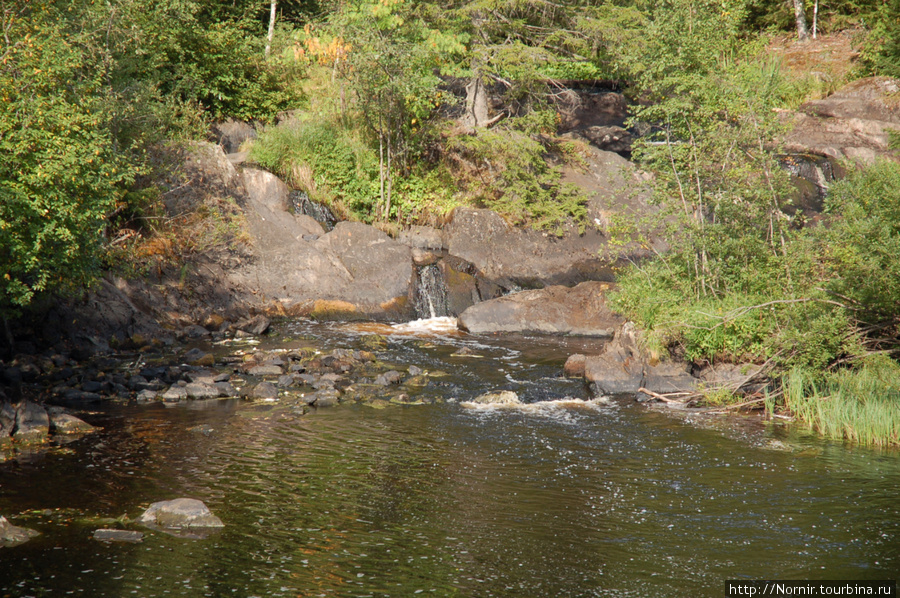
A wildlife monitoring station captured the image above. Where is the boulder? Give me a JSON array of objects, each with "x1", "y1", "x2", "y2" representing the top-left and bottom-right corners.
[
  {"x1": 457, "y1": 281, "x2": 623, "y2": 336},
  {"x1": 184, "y1": 383, "x2": 220, "y2": 399},
  {"x1": 235, "y1": 315, "x2": 271, "y2": 336},
  {"x1": 583, "y1": 323, "x2": 645, "y2": 395},
  {"x1": 641, "y1": 361, "x2": 697, "y2": 394},
  {"x1": 210, "y1": 119, "x2": 257, "y2": 154},
  {"x1": 137, "y1": 498, "x2": 224, "y2": 530},
  {"x1": 0, "y1": 402, "x2": 15, "y2": 438},
  {"x1": 444, "y1": 208, "x2": 616, "y2": 289},
  {"x1": 14, "y1": 401, "x2": 50, "y2": 442},
  {"x1": 782, "y1": 77, "x2": 900, "y2": 164},
  {"x1": 564, "y1": 354, "x2": 587, "y2": 378},
  {"x1": 0, "y1": 516, "x2": 40, "y2": 547},
  {"x1": 250, "y1": 382, "x2": 278, "y2": 400},
  {"x1": 227, "y1": 180, "x2": 415, "y2": 318},
  {"x1": 48, "y1": 408, "x2": 97, "y2": 434}
]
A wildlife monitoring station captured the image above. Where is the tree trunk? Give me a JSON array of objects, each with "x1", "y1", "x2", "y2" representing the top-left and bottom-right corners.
[
  {"x1": 265, "y1": 0, "x2": 277, "y2": 57},
  {"x1": 792, "y1": 0, "x2": 809, "y2": 41},
  {"x1": 812, "y1": 0, "x2": 819, "y2": 39},
  {"x1": 463, "y1": 77, "x2": 490, "y2": 128}
]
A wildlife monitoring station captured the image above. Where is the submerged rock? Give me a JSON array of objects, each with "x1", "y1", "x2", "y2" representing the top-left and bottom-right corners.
[
  {"x1": 0, "y1": 516, "x2": 40, "y2": 547},
  {"x1": 137, "y1": 498, "x2": 224, "y2": 530},
  {"x1": 93, "y1": 529, "x2": 144, "y2": 543},
  {"x1": 48, "y1": 408, "x2": 97, "y2": 434}
]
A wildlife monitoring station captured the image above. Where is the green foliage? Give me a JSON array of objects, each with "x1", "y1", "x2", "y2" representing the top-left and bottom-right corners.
[
  {"x1": 250, "y1": 119, "x2": 379, "y2": 217},
  {"x1": 0, "y1": 2, "x2": 138, "y2": 312},
  {"x1": 451, "y1": 128, "x2": 587, "y2": 234},
  {"x1": 819, "y1": 160, "x2": 900, "y2": 324},
  {"x1": 103, "y1": 0, "x2": 303, "y2": 123},
  {"x1": 784, "y1": 357, "x2": 900, "y2": 447}
]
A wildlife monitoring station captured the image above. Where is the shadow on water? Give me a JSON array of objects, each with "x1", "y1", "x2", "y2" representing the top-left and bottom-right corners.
[{"x1": 0, "y1": 318, "x2": 897, "y2": 597}]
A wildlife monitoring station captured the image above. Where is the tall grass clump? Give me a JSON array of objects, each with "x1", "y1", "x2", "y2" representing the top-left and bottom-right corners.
[
  {"x1": 250, "y1": 119, "x2": 379, "y2": 219},
  {"x1": 783, "y1": 358, "x2": 900, "y2": 447}
]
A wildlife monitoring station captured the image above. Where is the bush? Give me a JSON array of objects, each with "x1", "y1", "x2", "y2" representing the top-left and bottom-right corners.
[
  {"x1": 0, "y1": 9, "x2": 138, "y2": 313},
  {"x1": 449, "y1": 127, "x2": 587, "y2": 234}
]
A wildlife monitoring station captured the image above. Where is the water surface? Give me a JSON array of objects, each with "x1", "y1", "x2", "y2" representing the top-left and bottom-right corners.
[{"x1": 1, "y1": 319, "x2": 897, "y2": 597}]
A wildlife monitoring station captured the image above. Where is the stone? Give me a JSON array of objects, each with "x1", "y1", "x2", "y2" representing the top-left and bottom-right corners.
[
  {"x1": 235, "y1": 314, "x2": 271, "y2": 336},
  {"x1": 137, "y1": 498, "x2": 224, "y2": 529},
  {"x1": 48, "y1": 409, "x2": 97, "y2": 434},
  {"x1": 398, "y1": 226, "x2": 444, "y2": 251},
  {"x1": 0, "y1": 516, "x2": 40, "y2": 547},
  {"x1": 311, "y1": 388, "x2": 341, "y2": 407},
  {"x1": 277, "y1": 375, "x2": 295, "y2": 388},
  {"x1": 93, "y1": 529, "x2": 144, "y2": 543},
  {"x1": 185, "y1": 383, "x2": 220, "y2": 399},
  {"x1": 444, "y1": 208, "x2": 619, "y2": 289},
  {"x1": 183, "y1": 348, "x2": 214, "y2": 366},
  {"x1": 564, "y1": 354, "x2": 587, "y2": 378},
  {"x1": 458, "y1": 281, "x2": 623, "y2": 336},
  {"x1": 214, "y1": 382, "x2": 239, "y2": 398},
  {"x1": 583, "y1": 323, "x2": 645, "y2": 395},
  {"x1": 248, "y1": 365, "x2": 283, "y2": 376},
  {"x1": 210, "y1": 118, "x2": 257, "y2": 154},
  {"x1": 180, "y1": 325, "x2": 211, "y2": 340},
  {"x1": 136, "y1": 389, "x2": 159, "y2": 403},
  {"x1": 782, "y1": 77, "x2": 900, "y2": 164},
  {"x1": 14, "y1": 401, "x2": 50, "y2": 442},
  {"x1": 374, "y1": 370, "x2": 402, "y2": 386},
  {"x1": 0, "y1": 402, "x2": 15, "y2": 438},
  {"x1": 203, "y1": 314, "x2": 226, "y2": 331},
  {"x1": 642, "y1": 361, "x2": 697, "y2": 394},
  {"x1": 250, "y1": 382, "x2": 278, "y2": 400},
  {"x1": 161, "y1": 386, "x2": 188, "y2": 402}
]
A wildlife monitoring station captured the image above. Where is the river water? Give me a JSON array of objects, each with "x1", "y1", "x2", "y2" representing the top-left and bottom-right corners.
[{"x1": 1, "y1": 318, "x2": 897, "y2": 597}]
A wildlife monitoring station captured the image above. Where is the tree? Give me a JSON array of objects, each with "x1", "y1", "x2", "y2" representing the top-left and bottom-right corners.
[
  {"x1": 0, "y1": 1, "x2": 137, "y2": 317},
  {"x1": 792, "y1": 0, "x2": 810, "y2": 40}
]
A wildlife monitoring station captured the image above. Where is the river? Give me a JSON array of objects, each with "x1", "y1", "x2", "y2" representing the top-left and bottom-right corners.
[{"x1": 1, "y1": 318, "x2": 897, "y2": 597}]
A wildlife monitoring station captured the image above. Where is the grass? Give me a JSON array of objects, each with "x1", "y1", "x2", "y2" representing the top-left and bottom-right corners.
[{"x1": 782, "y1": 357, "x2": 900, "y2": 448}]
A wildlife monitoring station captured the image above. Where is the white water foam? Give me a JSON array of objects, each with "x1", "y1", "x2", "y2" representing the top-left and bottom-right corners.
[
  {"x1": 342, "y1": 317, "x2": 462, "y2": 338},
  {"x1": 460, "y1": 397, "x2": 612, "y2": 422}
]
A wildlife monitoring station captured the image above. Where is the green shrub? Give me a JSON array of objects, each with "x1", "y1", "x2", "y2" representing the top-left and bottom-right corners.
[
  {"x1": 0, "y1": 8, "x2": 138, "y2": 313},
  {"x1": 450, "y1": 128, "x2": 587, "y2": 234}
]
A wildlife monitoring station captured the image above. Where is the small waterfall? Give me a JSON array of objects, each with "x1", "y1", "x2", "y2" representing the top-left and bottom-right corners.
[
  {"x1": 413, "y1": 264, "x2": 451, "y2": 320},
  {"x1": 289, "y1": 191, "x2": 337, "y2": 231},
  {"x1": 778, "y1": 154, "x2": 836, "y2": 211}
]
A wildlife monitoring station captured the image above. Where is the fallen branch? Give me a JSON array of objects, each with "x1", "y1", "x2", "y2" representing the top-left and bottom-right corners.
[
  {"x1": 638, "y1": 387, "x2": 693, "y2": 404},
  {"x1": 706, "y1": 397, "x2": 767, "y2": 413}
]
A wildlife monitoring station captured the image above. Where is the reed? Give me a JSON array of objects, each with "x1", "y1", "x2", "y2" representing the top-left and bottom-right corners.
[{"x1": 783, "y1": 359, "x2": 900, "y2": 448}]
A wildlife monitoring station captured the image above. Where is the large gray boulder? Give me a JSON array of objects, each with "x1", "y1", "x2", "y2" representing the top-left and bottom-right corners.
[
  {"x1": 227, "y1": 167, "x2": 414, "y2": 318},
  {"x1": 583, "y1": 323, "x2": 646, "y2": 395},
  {"x1": 783, "y1": 77, "x2": 900, "y2": 164},
  {"x1": 583, "y1": 323, "x2": 697, "y2": 396},
  {"x1": 444, "y1": 208, "x2": 615, "y2": 289},
  {"x1": 458, "y1": 281, "x2": 624, "y2": 336}
]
